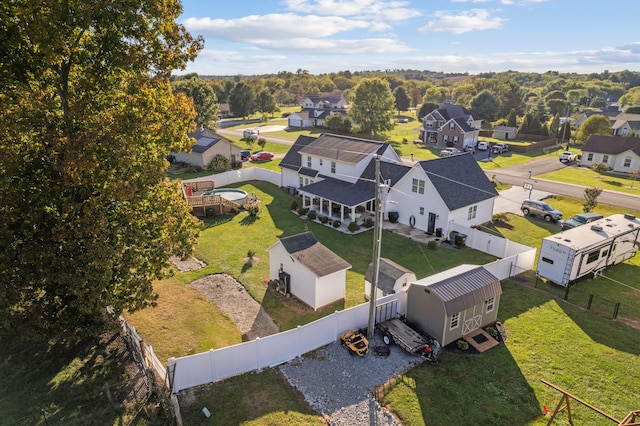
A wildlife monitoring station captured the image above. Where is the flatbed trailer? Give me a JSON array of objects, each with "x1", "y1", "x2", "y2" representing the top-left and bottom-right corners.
[{"x1": 376, "y1": 317, "x2": 440, "y2": 361}]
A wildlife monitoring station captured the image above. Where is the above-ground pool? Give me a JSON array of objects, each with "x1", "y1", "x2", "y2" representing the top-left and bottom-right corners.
[{"x1": 202, "y1": 188, "x2": 249, "y2": 205}]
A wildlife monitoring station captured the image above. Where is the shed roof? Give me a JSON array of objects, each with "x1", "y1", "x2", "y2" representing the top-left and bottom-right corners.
[
  {"x1": 412, "y1": 264, "x2": 501, "y2": 316},
  {"x1": 365, "y1": 258, "x2": 414, "y2": 294},
  {"x1": 275, "y1": 232, "x2": 351, "y2": 277}
]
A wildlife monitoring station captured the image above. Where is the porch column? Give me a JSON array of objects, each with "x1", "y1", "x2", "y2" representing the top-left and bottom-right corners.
[
  {"x1": 319, "y1": 197, "x2": 324, "y2": 215},
  {"x1": 350, "y1": 206, "x2": 356, "y2": 222}
]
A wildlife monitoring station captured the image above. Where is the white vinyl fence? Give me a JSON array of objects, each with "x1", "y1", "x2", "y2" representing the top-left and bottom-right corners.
[
  {"x1": 168, "y1": 293, "x2": 403, "y2": 393},
  {"x1": 183, "y1": 166, "x2": 281, "y2": 188}
]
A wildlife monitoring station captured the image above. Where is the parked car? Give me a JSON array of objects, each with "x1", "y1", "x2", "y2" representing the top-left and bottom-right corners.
[
  {"x1": 492, "y1": 143, "x2": 509, "y2": 154},
  {"x1": 477, "y1": 141, "x2": 488, "y2": 151},
  {"x1": 559, "y1": 151, "x2": 577, "y2": 163},
  {"x1": 439, "y1": 148, "x2": 460, "y2": 157},
  {"x1": 397, "y1": 118, "x2": 409, "y2": 123},
  {"x1": 240, "y1": 150, "x2": 251, "y2": 161},
  {"x1": 243, "y1": 129, "x2": 260, "y2": 139},
  {"x1": 521, "y1": 199, "x2": 563, "y2": 222},
  {"x1": 561, "y1": 212, "x2": 604, "y2": 231},
  {"x1": 250, "y1": 151, "x2": 274, "y2": 161}
]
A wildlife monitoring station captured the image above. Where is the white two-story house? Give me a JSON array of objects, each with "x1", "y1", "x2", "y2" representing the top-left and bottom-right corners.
[{"x1": 280, "y1": 133, "x2": 498, "y2": 237}]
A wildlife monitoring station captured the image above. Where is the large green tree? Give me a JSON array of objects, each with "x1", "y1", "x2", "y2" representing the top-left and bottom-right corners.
[
  {"x1": 173, "y1": 74, "x2": 219, "y2": 127},
  {"x1": 0, "y1": 0, "x2": 202, "y2": 335},
  {"x1": 470, "y1": 90, "x2": 500, "y2": 122},
  {"x1": 393, "y1": 86, "x2": 411, "y2": 115},
  {"x1": 575, "y1": 115, "x2": 612, "y2": 143},
  {"x1": 229, "y1": 82, "x2": 256, "y2": 118},
  {"x1": 349, "y1": 78, "x2": 395, "y2": 135}
]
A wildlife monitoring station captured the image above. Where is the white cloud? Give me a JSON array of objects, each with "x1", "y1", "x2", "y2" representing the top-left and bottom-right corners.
[
  {"x1": 283, "y1": 0, "x2": 422, "y2": 21},
  {"x1": 418, "y1": 9, "x2": 506, "y2": 34},
  {"x1": 183, "y1": 14, "x2": 374, "y2": 41}
]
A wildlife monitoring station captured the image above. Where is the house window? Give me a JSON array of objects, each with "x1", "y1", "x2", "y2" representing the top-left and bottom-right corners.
[
  {"x1": 419, "y1": 207, "x2": 424, "y2": 215},
  {"x1": 449, "y1": 122, "x2": 455, "y2": 130},
  {"x1": 319, "y1": 159, "x2": 323, "y2": 166},
  {"x1": 450, "y1": 313, "x2": 460, "y2": 330},
  {"x1": 412, "y1": 178, "x2": 425, "y2": 194},
  {"x1": 486, "y1": 297, "x2": 495, "y2": 313},
  {"x1": 331, "y1": 161, "x2": 336, "y2": 173},
  {"x1": 587, "y1": 153, "x2": 594, "y2": 161},
  {"x1": 443, "y1": 135, "x2": 448, "y2": 143},
  {"x1": 307, "y1": 156, "x2": 312, "y2": 168},
  {"x1": 603, "y1": 155, "x2": 609, "y2": 164},
  {"x1": 453, "y1": 136, "x2": 459, "y2": 144},
  {"x1": 624, "y1": 157, "x2": 632, "y2": 167},
  {"x1": 468, "y1": 205, "x2": 477, "y2": 220},
  {"x1": 299, "y1": 176, "x2": 303, "y2": 187}
]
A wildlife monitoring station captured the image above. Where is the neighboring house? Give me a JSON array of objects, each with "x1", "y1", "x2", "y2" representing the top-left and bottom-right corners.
[
  {"x1": 364, "y1": 258, "x2": 416, "y2": 300},
  {"x1": 288, "y1": 108, "x2": 347, "y2": 128},
  {"x1": 268, "y1": 232, "x2": 352, "y2": 311},
  {"x1": 172, "y1": 128, "x2": 243, "y2": 168},
  {"x1": 218, "y1": 103, "x2": 232, "y2": 118},
  {"x1": 418, "y1": 103, "x2": 482, "y2": 150},
  {"x1": 580, "y1": 135, "x2": 640, "y2": 173},
  {"x1": 611, "y1": 113, "x2": 640, "y2": 136},
  {"x1": 492, "y1": 126, "x2": 518, "y2": 140},
  {"x1": 279, "y1": 133, "x2": 498, "y2": 238},
  {"x1": 301, "y1": 95, "x2": 349, "y2": 110},
  {"x1": 406, "y1": 264, "x2": 502, "y2": 346}
]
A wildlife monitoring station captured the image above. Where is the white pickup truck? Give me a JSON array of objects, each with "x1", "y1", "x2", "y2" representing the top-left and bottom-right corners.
[{"x1": 559, "y1": 151, "x2": 577, "y2": 163}]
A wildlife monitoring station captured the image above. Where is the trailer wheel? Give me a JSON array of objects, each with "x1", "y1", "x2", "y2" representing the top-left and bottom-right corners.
[{"x1": 383, "y1": 334, "x2": 393, "y2": 345}]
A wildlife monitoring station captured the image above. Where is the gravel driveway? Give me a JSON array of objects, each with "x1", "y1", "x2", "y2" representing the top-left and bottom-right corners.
[{"x1": 279, "y1": 334, "x2": 428, "y2": 425}]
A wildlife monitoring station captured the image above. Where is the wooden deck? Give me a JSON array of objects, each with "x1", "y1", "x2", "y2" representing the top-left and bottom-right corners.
[{"x1": 462, "y1": 328, "x2": 500, "y2": 353}]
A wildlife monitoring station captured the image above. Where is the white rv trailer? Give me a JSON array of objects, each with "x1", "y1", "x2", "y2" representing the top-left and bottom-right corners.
[{"x1": 537, "y1": 214, "x2": 640, "y2": 286}]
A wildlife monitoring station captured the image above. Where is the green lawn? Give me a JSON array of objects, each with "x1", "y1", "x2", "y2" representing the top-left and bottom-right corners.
[
  {"x1": 383, "y1": 279, "x2": 640, "y2": 425},
  {"x1": 125, "y1": 180, "x2": 640, "y2": 424},
  {"x1": 538, "y1": 166, "x2": 640, "y2": 196}
]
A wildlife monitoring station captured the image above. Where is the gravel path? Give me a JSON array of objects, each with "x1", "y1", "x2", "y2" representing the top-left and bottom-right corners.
[{"x1": 279, "y1": 335, "x2": 428, "y2": 425}]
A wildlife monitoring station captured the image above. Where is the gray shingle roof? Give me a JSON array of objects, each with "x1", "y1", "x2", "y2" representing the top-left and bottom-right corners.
[
  {"x1": 365, "y1": 258, "x2": 414, "y2": 294},
  {"x1": 413, "y1": 264, "x2": 501, "y2": 316},
  {"x1": 278, "y1": 232, "x2": 351, "y2": 277},
  {"x1": 299, "y1": 177, "x2": 375, "y2": 207},
  {"x1": 280, "y1": 135, "x2": 317, "y2": 171},
  {"x1": 419, "y1": 154, "x2": 498, "y2": 210},
  {"x1": 583, "y1": 135, "x2": 640, "y2": 156},
  {"x1": 298, "y1": 133, "x2": 385, "y2": 165}
]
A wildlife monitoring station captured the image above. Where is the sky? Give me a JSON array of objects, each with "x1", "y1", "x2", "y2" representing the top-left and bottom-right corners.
[{"x1": 177, "y1": 0, "x2": 640, "y2": 77}]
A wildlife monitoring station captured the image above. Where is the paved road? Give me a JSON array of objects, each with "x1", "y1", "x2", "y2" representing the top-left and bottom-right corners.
[{"x1": 487, "y1": 157, "x2": 640, "y2": 212}]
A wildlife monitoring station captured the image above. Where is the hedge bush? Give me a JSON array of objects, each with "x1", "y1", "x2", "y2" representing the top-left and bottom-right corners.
[
  {"x1": 348, "y1": 221, "x2": 359, "y2": 232},
  {"x1": 332, "y1": 220, "x2": 341, "y2": 228},
  {"x1": 307, "y1": 210, "x2": 317, "y2": 220}
]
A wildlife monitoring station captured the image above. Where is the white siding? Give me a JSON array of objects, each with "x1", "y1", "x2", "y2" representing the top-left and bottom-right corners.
[{"x1": 314, "y1": 270, "x2": 346, "y2": 309}]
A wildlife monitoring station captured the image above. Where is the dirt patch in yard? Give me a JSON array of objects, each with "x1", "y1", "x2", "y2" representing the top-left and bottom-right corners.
[
  {"x1": 170, "y1": 256, "x2": 206, "y2": 272},
  {"x1": 191, "y1": 274, "x2": 280, "y2": 341}
]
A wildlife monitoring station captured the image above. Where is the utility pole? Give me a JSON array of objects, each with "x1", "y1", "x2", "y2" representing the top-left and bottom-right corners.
[
  {"x1": 562, "y1": 106, "x2": 570, "y2": 150},
  {"x1": 367, "y1": 155, "x2": 383, "y2": 341}
]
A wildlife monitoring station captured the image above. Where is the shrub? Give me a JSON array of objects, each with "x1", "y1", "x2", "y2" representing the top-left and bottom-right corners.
[
  {"x1": 485, "y1": 326, "x2": 499, "y2": 339},
  {"x1": 492, "y1": 213, "x2": 508, "y2": 224},
  {"x1": 362, "y1": 218, "x2": 374, "y2": 228},
  {"x1": 456, "y1": 340, "x2": 469, "y2": 351},
  {"x1": 307, "y1": 210, "x2": 317, "y2": 220},
  {"x1": 348, "y1": 221, "x2": 359, "y2": 232},
  {"x1": 427, "y1": 240, "x2": 438, "y2": 250},
  {"x1": 320, "y1": 216, "x2": 329, "y2": 224},
  {"x1": 332, "y1": 220, "x2": 341, "y2": 228},
  {"x1": 297, "y1": 207, "x2": 308, "y2": 216},
  {"x1": 207, "y1": 154, "x2": 230, "y2": 173},
  {"x1": 290, "y1": 200, "x2": 299, "y2": 211},
  {"x1": 281, "y1": 112, "x2": 291, "y2": 118}
]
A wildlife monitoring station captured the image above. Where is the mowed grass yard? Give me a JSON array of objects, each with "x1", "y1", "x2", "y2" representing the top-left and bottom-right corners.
[{"x1": 125, "y1": 179, "x2": 640, "y2": 425}]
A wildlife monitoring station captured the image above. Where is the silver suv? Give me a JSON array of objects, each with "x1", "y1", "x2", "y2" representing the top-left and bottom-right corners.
[{"x1": 521, "y1": 199, "x2": 563, "y2": 222}]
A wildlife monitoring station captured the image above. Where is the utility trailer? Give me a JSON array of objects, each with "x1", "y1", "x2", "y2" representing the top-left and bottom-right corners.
[
  {"x1": 376, "y1": 317, "x2": 440, "y2": 362},
  {"x1": 537, "y1": 213, "x2": 640, "y2": 286}
]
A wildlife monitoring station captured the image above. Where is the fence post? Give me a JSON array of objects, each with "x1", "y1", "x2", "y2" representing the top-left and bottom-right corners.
[
  {"x1": 587, "y1": 294, "x2": 593, "y2": 310},
  {"x1": 613, "y1": 302, "x2": 620, "y2": 319}
]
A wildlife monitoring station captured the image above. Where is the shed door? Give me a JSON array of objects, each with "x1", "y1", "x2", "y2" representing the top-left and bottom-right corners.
[{"x1": 462, "y1": 315, "x2": 481, "y2": 335}]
